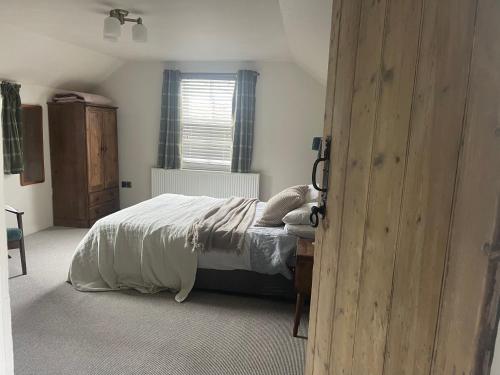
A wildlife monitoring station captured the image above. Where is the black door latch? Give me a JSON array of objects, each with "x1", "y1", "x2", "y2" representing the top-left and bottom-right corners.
[{"x1": 310, "y1": 136, "x2": 331, "y2": 228}]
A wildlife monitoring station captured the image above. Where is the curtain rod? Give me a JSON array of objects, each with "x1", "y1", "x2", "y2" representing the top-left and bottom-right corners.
[{"x1": 180, "y1": 72, "x2": 260, "y2": 78}]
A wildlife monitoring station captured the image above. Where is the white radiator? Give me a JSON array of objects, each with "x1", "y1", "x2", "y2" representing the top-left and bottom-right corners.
[{"x1": 151, "y1": 168, "x2": 260, "y2": 199}]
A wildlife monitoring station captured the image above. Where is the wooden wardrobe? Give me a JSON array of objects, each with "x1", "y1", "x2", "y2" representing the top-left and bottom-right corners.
[{"x1": 48, "y1": 102, "x2": 119, "y2": 227}]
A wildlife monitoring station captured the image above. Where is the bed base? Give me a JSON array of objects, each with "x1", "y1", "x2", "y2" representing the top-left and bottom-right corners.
[{"x1": 194, "y1": 269, "x2": 295, "y2": 301}]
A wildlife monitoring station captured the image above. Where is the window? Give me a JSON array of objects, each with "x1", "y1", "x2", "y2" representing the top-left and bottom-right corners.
[{"x1": 180, "y1": 74, "x2": 236, "y2": 171}]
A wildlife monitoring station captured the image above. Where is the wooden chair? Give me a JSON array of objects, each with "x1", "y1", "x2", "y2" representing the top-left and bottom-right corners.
[{"x1": 6, "y1": 206, "x2": 26, "y2": 275}]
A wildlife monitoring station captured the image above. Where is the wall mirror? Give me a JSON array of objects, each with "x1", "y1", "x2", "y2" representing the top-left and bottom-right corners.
[{"x1": 20, "y1": 104, "x2": 45, "y2": 186}]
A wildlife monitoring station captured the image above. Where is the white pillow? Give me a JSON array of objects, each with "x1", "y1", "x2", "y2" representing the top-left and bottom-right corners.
[
  {"x1": 255, "y1": 185, "x2": 309, "y2": 227},
  {"x1": 283, "y1": 202, "x2": 315, "y2": 225},
  {"x1": 305, "y1": 184, "x2": 319, "y2": 203},
  {"x1": 285, "y1": 224, "x2": 316, "y2": 239}
]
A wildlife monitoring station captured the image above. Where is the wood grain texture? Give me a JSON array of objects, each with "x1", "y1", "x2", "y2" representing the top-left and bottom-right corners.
[
  {"x1": 305, "y1": 0, "x2": 343, "y2": 373},
  {"x1": 305, "y1": 0, "x2": 500, "y2": 372},
  {"x1": 86, "y1": 107, "x2": 105, "y2": 193},
  {"x1": 102, "y1": 108, "x2": 119, "y2": 189},
  {"x1": 431, "y1": 0, "x2": 500, "y2": 372},
  {"x1": 88, "y1": 188, "x2": 118, "y2": 208},
  {"x1": 349, "y1": 0, "x2": 423, "y2": 371},
  {"x1": 295, "y1": 239, "x2": 314, "y2": 294},
  {"x1": 383, "y1": 0, "x2": 477, "y2": 373},
  {"x1": 305, "y1": 0, "x2": 365, "y2": 372},
  {"x1": 48, "y1": 103, "x2": 119, "y2": 228},
  {"x1": 328, "y1": 0, "x2": 388, "y2": 371},
  {"x1": 48, "y1": 102, "x2": 89, "y2": 224}
]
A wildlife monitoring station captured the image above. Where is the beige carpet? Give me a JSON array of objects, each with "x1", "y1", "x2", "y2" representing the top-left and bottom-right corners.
[{"x1": 8, "y1": 227, "x2": 307, "y2": 375}]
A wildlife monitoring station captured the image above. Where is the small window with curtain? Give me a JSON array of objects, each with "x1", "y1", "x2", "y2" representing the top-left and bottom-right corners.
[{"x1": 180, "y1": 74, "x2": 236, "y2": 171}]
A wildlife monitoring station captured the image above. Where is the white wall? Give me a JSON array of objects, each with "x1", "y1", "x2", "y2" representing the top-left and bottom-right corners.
[
  {"x1": 97, "y1": 60, "x2": 326, "y2": 206},
  {"x1": 2, "y1": 84, "x2": 58, "y2": 235},
  {"x1": 96, "y1": 61, "x2": 165, "y2": 208},
  {"x1": 0, "y1": 21, "x2": 123, "y2": 235}
]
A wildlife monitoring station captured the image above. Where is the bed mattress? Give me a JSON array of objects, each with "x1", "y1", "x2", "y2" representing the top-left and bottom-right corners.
[
  {"x1": 68, "y1": 194, "x2": 297, "y2": 302},
  {"x1": 197, "y1": 202, "x2": 297, "y2": 279}
]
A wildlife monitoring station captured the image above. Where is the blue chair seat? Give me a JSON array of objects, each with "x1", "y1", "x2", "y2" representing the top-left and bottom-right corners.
[{"x1": 7, "y1": 228, "x2": 22, "y2": 242}]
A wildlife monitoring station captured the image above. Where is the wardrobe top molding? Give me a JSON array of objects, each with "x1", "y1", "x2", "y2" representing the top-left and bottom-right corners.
[{"x1": 47, "y1": 102, "x2": 118, "y2": 110}]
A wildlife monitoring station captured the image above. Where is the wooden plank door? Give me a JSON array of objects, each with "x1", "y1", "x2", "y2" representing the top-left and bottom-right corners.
[
  {"x1": 305, "y1": 0, "x2": 499, "y2": 374},
  {"x1": 431, "y1": 0, "x2": 500, "y2": 373},
  {"x1": 86, "y1": 107, "x2": 105, "y2": 193},
  {"x1": 102, "y1": 109, "x2": 119, "y2": 189}
]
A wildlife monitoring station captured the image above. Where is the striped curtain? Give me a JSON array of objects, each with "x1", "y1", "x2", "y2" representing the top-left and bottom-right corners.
[
  {"x1": 157, "y1": 70, "x2": 182, "y2": 169},
  {"x1": 231, "y1": 70, "x2": 258, "y2": 173},
  {"x1": 1, "y1": 82, "x2": 23, "y2": 174}
]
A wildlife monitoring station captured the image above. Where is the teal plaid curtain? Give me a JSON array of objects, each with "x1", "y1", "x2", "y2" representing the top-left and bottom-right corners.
[
  {"x1": 157, "y1": 70, "x2": 182, "y2": 169},
  {"x1": 1, "y1": 82, "x2": 23, "y2": 174},
  {"x1": 231, "y1": 70, "x2": 258, "y2": 173}
]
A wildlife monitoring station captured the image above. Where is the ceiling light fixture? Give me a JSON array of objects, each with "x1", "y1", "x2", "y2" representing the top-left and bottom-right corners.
[{"x1": 103, "y1": 9, "x2": 147, "y2": 43}]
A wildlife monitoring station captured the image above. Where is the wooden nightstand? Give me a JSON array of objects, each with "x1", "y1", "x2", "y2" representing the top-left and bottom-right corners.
[{"x1": 293, "y1": 238, "x2": 314, "y2": 337}]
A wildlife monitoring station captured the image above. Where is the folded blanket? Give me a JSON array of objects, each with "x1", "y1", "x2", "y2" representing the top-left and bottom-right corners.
[
  {"x1": 186, "y1": 197, "x2": 258, "y2": 254},
  {"x1": 52, "y1": 92, "x2": 113, "y2": 105}
]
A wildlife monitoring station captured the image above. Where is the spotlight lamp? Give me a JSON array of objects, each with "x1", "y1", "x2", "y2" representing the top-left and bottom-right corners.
[{"x1": 103, "y1": 9, "x2": 147, "y2": 43}]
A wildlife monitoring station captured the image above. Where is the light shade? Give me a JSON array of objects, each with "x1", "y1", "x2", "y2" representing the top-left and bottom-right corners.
[
  {"x1": 132, "y1": 23, "x2": 148, "y2": 42},
  {"x1": 103, "y1": 16, "x2": 121, "y2": 40}
]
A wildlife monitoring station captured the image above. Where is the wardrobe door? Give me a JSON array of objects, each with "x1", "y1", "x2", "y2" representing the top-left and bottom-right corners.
[
  {"x1": 102, "y1": 109, "x2": 119, "y2": 189},
  {"x1": 86, "y1": 107, "x2": 105, "y2": 192},
  {"x1": 49, "y1": 102, "x2": 89, "y2": 226}
]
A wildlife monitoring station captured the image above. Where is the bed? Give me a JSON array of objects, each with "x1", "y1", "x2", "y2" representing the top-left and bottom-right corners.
[{"x1": 68, "y1": 194, "x2": 297, "y2": 302}]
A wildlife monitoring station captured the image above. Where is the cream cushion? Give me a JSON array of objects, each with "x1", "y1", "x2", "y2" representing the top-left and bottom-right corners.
[
  {"x1": 283, "y1": 202, "x2": 316, "y2": 225},
  {"x1": 305, "y1": 184, "x2": 319, "y2": 203},
  {"x1": 255, "y1": 185, "x2": 309, "y2": 226}
]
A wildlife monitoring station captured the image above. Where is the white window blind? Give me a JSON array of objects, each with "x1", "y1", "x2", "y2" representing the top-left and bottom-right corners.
[{"x1": 180, "y1": 74, "x2": 236, "y2": 171}]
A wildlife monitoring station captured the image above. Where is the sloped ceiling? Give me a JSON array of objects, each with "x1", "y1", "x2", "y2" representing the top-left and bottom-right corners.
[
  {"x1": 0, "y1": 0, "x2": 290, "y2": 62},
  {"x1": 278, "y1": 0, "x2": 333, "y2": 84},
  {"x1": 0, "y1": 23, "x2": 122, "y2": 91},
  {"x1": 0, "y1": 0, "x2": 332, "y2": 88}
]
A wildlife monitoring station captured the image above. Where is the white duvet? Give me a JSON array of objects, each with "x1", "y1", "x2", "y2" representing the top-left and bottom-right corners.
[{"x1": 68, "y1": 194, "x2": 222, "y2": 302}]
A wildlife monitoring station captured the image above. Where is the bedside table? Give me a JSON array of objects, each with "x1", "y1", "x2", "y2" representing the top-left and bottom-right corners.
[{"x1": 293, "y1": 238, "x2": 314, "y2": 337}]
